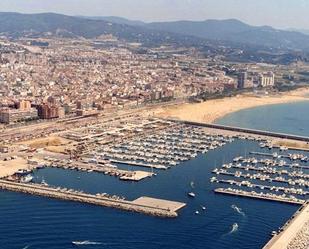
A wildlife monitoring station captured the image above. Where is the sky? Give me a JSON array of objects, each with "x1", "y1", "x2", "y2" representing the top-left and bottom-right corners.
[{"x1": 0, "y1": 0, "x2": 308, "y2": 29}]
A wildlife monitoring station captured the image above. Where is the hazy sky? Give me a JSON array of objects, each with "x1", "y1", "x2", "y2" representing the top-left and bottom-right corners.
[{"x1": 0, "y1": 0, "x2": 308, "y2": 29}]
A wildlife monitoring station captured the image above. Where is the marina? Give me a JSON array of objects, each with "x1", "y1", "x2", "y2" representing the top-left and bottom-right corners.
[
  {"x1": 1, "y1": 115, "x2": 309, "y2": 248},
  {"x1": 211, "y1": 178, "x2": 309, "y2": 196},
  {"x1": 0, "y1": 117, "x2": 237, "y2": 219},
  {"x1": 2, "y1": 118, "x2": 309, "y2": 213},
  {"x1": 95, "y1": 123, "x2": 234, "y2": 171},
  {"x1": 1, "y1": 3, "x2": 309, "y2": 248}
]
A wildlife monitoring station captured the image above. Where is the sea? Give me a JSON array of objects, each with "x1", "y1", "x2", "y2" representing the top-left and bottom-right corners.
[
  {"x1": 216, "y1": 101, "x2": 309, "y2": 137},
  {"x1": 1, "y1": 101, "x2": 309, "y2": 249}
]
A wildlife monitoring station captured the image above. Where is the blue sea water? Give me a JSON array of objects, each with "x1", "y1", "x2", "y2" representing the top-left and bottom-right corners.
[
  {"x1": 1, "y1": 102, "x2": 309, "y2": 249},
  {"x1": 216, "y1": 101, "x2": 309, "y2": 136}
]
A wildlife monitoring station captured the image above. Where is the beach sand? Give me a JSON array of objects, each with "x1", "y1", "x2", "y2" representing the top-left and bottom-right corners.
[{"x1": 155, "y1": 88, "x2": 309, "y2": 123}]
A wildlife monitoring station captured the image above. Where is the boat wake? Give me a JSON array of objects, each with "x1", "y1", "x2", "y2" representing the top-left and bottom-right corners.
[
  {"x1": 190, "y1": 181, "x2": 195, "y2": 188},
  {"x1": 231, "y1": 204, "x2": 245, "y2": 216},
  {"x1": 229, "y1": 223, "x2": 239, "y2": 234},
  {"x1": 72, "y1": 241, "x2": 102, "y2": 245},
  {"x1": 22, "y1": 246, "x2": 30, "y2": 249},
  {"x1": 221, "y1": 222, "x2": 239, "y2": 237}
]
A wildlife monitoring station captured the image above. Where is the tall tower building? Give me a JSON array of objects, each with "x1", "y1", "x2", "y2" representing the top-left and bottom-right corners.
[{"x1": 237, "y1": 72, "x2": 247, "y2": 89}]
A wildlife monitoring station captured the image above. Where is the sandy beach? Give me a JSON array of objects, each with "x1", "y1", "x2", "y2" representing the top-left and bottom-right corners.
[{"x1": 155, "y1": 88, "x2": 309, "y2": 123}]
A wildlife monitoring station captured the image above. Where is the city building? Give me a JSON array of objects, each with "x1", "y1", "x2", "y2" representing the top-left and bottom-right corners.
[
  {"x1": 37, "y1": 103, "x2": 60, "y2": 119},
  {"x1": 0, "y1": 108, "x2": 38, "y2": 124},
  {"x1": 237, "y1": 72, "x2": 247, "y2": 89},
  {"x1": 76, "y1": 100, "x2": 93, "y2": 110},
  {"x1": 16, "y1": 100, "x2": 31, "y2": 110},
  {"x1": 259, "y1": 72, "x2": 275, "y2": 87}
]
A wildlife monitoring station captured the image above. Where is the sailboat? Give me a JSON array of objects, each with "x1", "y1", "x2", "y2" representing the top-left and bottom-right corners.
[{"x1": 20, "y1": 174, "x2": 33, "y2": 183}]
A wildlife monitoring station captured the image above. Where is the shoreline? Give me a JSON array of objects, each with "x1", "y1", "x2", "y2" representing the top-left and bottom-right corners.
[
  {"x1": 155, "y1": 88, "x2": 309, "y2": 123},
  {"x1": 212, "y1": 98, "x2": 309, "y2": 124}
]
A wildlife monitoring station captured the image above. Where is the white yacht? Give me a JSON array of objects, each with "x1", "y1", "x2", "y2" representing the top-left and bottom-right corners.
[{"x1": 20, "y1": 174, "x2": 33, "y2": 183}]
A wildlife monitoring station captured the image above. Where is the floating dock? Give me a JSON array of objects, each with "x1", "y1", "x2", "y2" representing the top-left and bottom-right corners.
[
  {"x1": 214, "y1": 188, "x2": 305, "y2": 205},
  {"x1": 0, "y1": 180, "x2": 186, "y2": 218},
  {"x1": 213, "y1": 178, "x2": 309, "y2": 196}
]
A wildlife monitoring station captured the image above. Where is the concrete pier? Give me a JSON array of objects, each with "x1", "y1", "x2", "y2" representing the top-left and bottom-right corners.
[
  {"x1": 49, "y1": 161, "x2": 154, "y2": 181},
  {"x1": 110, "y1": 159, "x2": 168, "y2": 170},
  {"x1": 132, "y1": 197, "x2": 187, "y2": 212},
  {"x1": 0, "y1": 180, "x2": 186, "y2": 218}
]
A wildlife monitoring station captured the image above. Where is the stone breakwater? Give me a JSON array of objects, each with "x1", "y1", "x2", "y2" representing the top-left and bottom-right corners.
[
  {"x1": 287, "y1": 221, "x2": 309, "y2": 249},
  {"x1": 0, "y1": 180, "x2": 185, "y2": 218},
  {"x1": 263, "y1": 201, "x2": 309, "y2": 249}
]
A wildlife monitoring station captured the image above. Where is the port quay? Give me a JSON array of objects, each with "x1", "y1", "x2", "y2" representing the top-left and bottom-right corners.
[
  {"x1": 1, "y1": 115, "x2": 309, "y2": 247},
  {"x1": 0, "y1": 180, "x2": 185, "y2": 218}
]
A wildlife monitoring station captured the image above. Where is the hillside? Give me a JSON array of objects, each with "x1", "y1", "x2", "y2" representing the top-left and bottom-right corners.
[
  {"x1": 146, "y1": 19, "x2": 309, "y2": 51},
  {"x1": 0, "y1": 12, "x2": 205, "y2": 46},
  {"x1": 1, "y1": 12, "x2": 309, "y2": 59}
]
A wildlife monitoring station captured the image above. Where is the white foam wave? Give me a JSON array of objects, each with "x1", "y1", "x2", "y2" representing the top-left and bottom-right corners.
[{"x1": 72, "y1": 240, "x2": 102, "y2": 245}]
